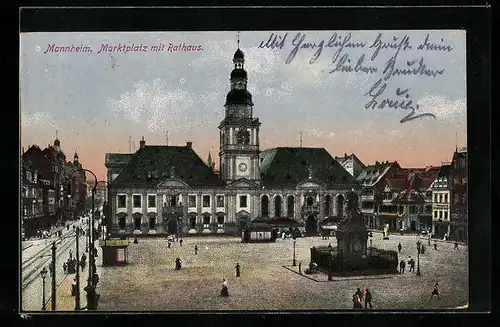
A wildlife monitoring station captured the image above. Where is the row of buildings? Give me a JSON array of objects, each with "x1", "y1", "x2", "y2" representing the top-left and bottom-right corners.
[
  {"x1": 103, "y1": 45, "x2": 468, "y2": 242},
  {"x1": 21, "y1": 138, "x2": 87, "y2": 238},
  {"x1": 337, "y1": 148, "x2": 468, "y2": 241}
]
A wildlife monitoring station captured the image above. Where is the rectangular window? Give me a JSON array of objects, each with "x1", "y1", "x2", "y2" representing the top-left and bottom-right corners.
[
  {"x1": 444, "y1": 194, "x2": 448, "y2": 203},
  {"x1": 239, "y1": 195, "x2": 247, "y2": 208},
  {"x1": 202, "y1": 195, "x2": 210, "y2": 207},
  {"x1": 217, "y1": 216, "x2": 224, "y2": 226},
  {"x1": 133, "y1": 195, "x2": 142, "y2": 208},
  {"x1": 439, "y1": 194, "x2": 443, "y2": 203},
  {"x1": 434, "y1": 194, "x2": 438, "y2": 202},
  {"x1": 117, "y1": 195, "x2": 126, "y2": 208},
  {"x1": 439, "y1": 211, "x2": 443, "y2": 219},
  {"x1": 434, "y1": 210, "x2": 438, "y2": 218},
  {"x1": 444, "y1": 211, "x2": 448, "y2": 220},
  {"x1": 188, "y1": 195, "x2": 196, "y2": 208},
  {"x1": 148, "y1": 195, "x2": 156, "y2": 208},
  {"x1": 216, "y1": 195, "x2": 224, "y2": 207},
  {"x1": 203, "y1": 216, "x2": 210, "y2": 225}
]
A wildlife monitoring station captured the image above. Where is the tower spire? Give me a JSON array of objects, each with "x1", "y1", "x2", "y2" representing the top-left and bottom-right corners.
[
  {"x1": 300, "y1": 132, "x2": 303, "y2": 148},
  {"x1": 56, "y1": 130, "x2": 58, "y2": 139},
  {"x1": 237, "y1": 31, "x2": 240, "y2": 48},
  {"x1": 455, "y1": 131, "x2": 458, "y2": 152}
]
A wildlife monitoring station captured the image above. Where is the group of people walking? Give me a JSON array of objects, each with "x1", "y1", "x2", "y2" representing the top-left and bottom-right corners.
[{"x1": 352, "y1": 287, "x2": 373, "y2": 309}]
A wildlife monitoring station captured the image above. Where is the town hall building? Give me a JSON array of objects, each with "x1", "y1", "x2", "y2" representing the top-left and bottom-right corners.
[{"x1": 106, "y1": 45, "x2": 361, "y2": 237}]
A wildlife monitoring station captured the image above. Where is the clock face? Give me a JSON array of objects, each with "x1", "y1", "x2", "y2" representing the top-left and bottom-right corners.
[{"x1": 238, "y1": 163, "x2": 248, "y2": 172}]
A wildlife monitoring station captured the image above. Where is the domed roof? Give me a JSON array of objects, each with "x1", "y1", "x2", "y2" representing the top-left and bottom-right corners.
[
  {"x1": 233, "y1": 48, "x2": 244, "y2": 60},
  {"x1": 230, "y1": 69, "x2": 247, "y2": 79},
  {"x1": 54, "y1": 139, "x2": 60, "y2": 147},
  {"x1": 225, "y1": 89, "x2": 253, "y2": 106}
]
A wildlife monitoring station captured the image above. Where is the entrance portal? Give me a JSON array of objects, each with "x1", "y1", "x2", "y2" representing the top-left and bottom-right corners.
[
  {"x1": 149, "y1": 217, "x2": 156, "y2": 230},
  {"x1": 237, "y1": 216, "x2": 249, "y2": 233},
  {"x1": 134, "y1": 217, "x2": 141, "y2": 230},
  {"x1": 168, "y1": 215, "x2": 178, "y2": 234},
  {"x1": 305, "y1": 215, "x2": 317, "y2": 236}
]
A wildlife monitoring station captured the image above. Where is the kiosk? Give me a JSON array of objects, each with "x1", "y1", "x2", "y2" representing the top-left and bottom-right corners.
[{"x1": 99, "y1": 238, "x2": 130, "y2": 266}]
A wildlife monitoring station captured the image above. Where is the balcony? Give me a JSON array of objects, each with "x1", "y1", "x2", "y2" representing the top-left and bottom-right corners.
[
  {"x1": 163, "y1": 205, "x2": 184, "y2": 215},
  {"x1": 301, "y1": 204, "x2": 320, "y2": 214}
]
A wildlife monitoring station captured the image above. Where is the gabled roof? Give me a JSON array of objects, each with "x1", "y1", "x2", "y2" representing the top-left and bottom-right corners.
[
  {"x1": 259, "y1": 147, "x2": 359, "y2": 189},
  {"x1": 437, "y1": 164, "x2": 452, "y2": 177},
  {"x1": 105, "y1": 153, "x2": 134, "y2": 167},
  {"x1": 386, "y1": 178, "x2": 407, "y2": 191},
  {"x1": 357, "y1": 161, "x2": 399, "y2": 186},
  {"x1": 334, "y1": 153, "x2": 366, "y2": 169},
  {"x1": 111, "y1": 145, "x2": 224, "y2": 187}
]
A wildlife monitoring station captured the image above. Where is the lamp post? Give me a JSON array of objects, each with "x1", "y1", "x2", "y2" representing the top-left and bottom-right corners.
[
  {"x1": 40, "y1": 267, "x2": 47, "y2": 311},
  {"x1": 51, "y1": 241, "x2": 56, "y2": 310},
  {"x1": 416, "y1": 240, "x2": 421, "y2": 276},
  {"x1": 71, "y1": 168, "x2": 98, "y2": 310},
  {"x1": 292, "y1": 237, "x2": 297, "y2": 266},
  {"x1": 74, "y1": 227, "x2": 81, "y2": 310}
]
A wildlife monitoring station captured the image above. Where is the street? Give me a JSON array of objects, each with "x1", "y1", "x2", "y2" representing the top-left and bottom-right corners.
[
  {"x1": 95, "y1": 233, "x2": 468, "y2": 311},
  {"x1": 21, "y1": 219, "x2": 90, "y2": 311}
]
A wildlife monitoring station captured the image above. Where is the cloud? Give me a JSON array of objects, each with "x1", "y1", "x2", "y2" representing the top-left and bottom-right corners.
[
  {"x1": 107, "y1": 78, "x2": 204, "y2": 133},
  {"x1": 417, "y1": 94, "x2": 466, "y2": 120},
  {"x1": 21, "y1": 112, "x2": 56, "y2": 128}
]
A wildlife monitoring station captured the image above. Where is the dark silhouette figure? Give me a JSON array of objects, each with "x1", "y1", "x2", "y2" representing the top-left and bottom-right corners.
[
  {"x1": 134, "y1": 236, "x2": 138, "y2": 244},
  {"x1": 355, "y1": 287, "x2": 364, "y2": 302},
  {"x1": 220, "y1": 279, "x2": 229, "y2": 297},
  {"x1": 399, "y1": 259, "x2": 406, "y2": 274},
  {"x1": 194, "y1": 245, "x2": 198, "y2": 255},
  {"x1": 397, "y1": 242, "x2": 402, "y2": 253},
  {"x1": 408, "y1": 257, "x2": 415, "y2": 272},
  {"x1": 364, "y1": 289, "x2": 373, "y2": 309},
  {"x1": 454, "y1": 241, "x2": 459, "y2": 250},
  {"x1": 71, "y1": 278, "x2": 77, "y2": 296},
  {"x1": 298, "y1": 262, "x2": 302, "y2": 275},
  {"x1": 168, "y1": 241, "x2": 171, "y2": 248},
  {"x1": 352, "y1": 293, "x2": 362, "y2": 309},
  {"x1": 431, "y1": 282, "x2": 440, "y2": 299},
  {"x1": 235, "y1": 263, "x2": 241, "y2": 277},
  {"x1": 421, "y1": 244, "x2": 426, "y2": 254},
  {"x1": 175, "y1": 257, "x2": 182, "y2": 270},
  {"x1": 179, "y1": 239, "x2": 183, "y2": 247},
  {"x1": 433, "y1": 241, "x2": 437, "y2": 250},
  {"x1": 63, "y1": 262, "x2": 67, "y2": 274}
]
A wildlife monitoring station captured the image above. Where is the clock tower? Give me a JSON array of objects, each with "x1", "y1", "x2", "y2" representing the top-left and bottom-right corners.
[{"x1": 219, "y1": 41, "x2": 261, "y2": 184}]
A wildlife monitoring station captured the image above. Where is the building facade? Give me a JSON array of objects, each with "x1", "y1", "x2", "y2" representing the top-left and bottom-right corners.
[
  {"x1": 356, "y1": 161, "x2": 402, "y2": 229},
  {"x1": 450, "y1": 148, "x2": 468, "y2": 242},
  {"x1": 431, "y1": 164, "x2": 452, "y2": 238},
  {"x1": 107, "y1": 46, "x2": 362, "y2": 237}
]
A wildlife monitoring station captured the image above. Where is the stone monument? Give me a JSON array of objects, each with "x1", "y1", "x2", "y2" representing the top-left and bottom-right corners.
[{"x1": 335, "y1": 189, "x2": 368, "y2": 258}]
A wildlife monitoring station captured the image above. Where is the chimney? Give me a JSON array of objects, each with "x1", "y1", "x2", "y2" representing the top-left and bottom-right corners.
[
  {"x1": 140, "y1": 136, "x2": 145, "y2": 149},
  {"x1": 186, "y1": 141, "x2": 192, "y2": 148},
  {"x1": 344, "y1": 153, "x2": 347, "y2": 158}
]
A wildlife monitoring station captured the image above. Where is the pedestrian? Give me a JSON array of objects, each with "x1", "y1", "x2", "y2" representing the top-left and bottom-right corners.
[
  {"x1": 235, "y1": 262, "x2": 241, "y2": 277},
  {"x1": 421, "y1": 244, "x2": 426, "y2": 254},
  {"x1": 298, "y1": 262, "x2": 302, "y2": 275},
  {"x1": 134, "y1": 236, "x2": 138, "y2": 244},
  {"x1": 355, "y1": 287, "x2": 364, "y2": 303},
  {"x1": 168, "y1": 241, "x2": 171, "y2": 248},
  {"x1": 397, "y1": 242, "x2": 402, "y2": 253},
  {"x1": 220, "y1": 279, "x2": 229, "y2": 297},
  {"x1": 364, "y1": 288, "x2": 373, "y2": 309},
  {"x1": 179, "y1": 239, "x2": 183, "y2": 247},
  {"x1": 433, "y1": 240, "x2": 438, "y2": 250},
  {"x1": 454, "y1": 241, "x2": 459, "y2": 250},
  {"x1": 352, "y1": 293, "x2": 362, "y2": 309},
  {"x1": 408, "y1": 257, "x2": 415, "y2": 272},
  {"x1": 69, "y1": 249, "x2": 73, "y2": 260},
  {"x1": 194, "y1": 245, "x2": 198, "y2": 255},
  {"x1": 63, "y1": 262, "x2": 67, "y2": 274},
  {"x1": 430, "y1": 282, "x2": 440, "y2": 299},
  {"x1": 399, "y1": 259, "x2": 406, "y2": 274},
  {"x1": 175, "y1": 257, "x2": 182, "y2": 270},
  {"x1": 71, "y1": 278, "x2": 77, "y2": 296},
  {"x1": 49, "y1": 262, "x2": 54, "y2": 277},
  {"x1": 382, "y1": 230, "x2": 385, "y2": 238},
  {"x1": 92, "y1": 273, "x2": 99, "y2": 288}
]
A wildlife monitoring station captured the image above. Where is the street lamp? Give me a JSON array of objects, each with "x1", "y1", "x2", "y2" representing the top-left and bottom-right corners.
[
  {"x1": 71, "y1": 168, "x2": 99, "y2": 310},
  {"x1": 292, "y1": 236, "x2": 297, "y2": 266},
  {"x1": 416, "y1": 240, "x2": 421, "y2": 276},
  {"x1": 40, "y1": 267, "x2": 47, "y2": 311}
]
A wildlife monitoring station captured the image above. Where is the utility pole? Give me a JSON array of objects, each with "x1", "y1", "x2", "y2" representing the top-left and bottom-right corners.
[
  {"x1": 51, "y1": 241, "x2": 56, "y2": 310},
  {"x1": 75, "y1": 227, "x2": 80, "y2": 310},
  {"x1": 300, "y1": 132, "x2": 303, "y2": 148}
]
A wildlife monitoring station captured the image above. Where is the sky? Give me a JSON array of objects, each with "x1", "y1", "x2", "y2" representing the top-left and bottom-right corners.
[{"x1": 20, "y1": 30, "x2": 466, "y2": 180}]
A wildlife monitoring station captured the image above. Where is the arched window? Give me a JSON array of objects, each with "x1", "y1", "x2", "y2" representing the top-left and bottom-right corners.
[
  {"x1": 261, "y1": 195, "x2": 269, "y2": 217},
  {"x1": 287, "y1": 195, "x2": 295, "y2": 218},
  {"x1": 336, "y1": 195, "x2": 344, "y2": 218},
  {"x1": 274, "y1": 195, "x2": 282, "y2": 217},
  {"x1": 324, "y1": 195, "x2": 332, "y2": 217}
]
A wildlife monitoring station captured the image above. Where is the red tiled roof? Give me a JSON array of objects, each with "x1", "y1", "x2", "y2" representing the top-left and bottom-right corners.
[{"x1": 386, "y1": 178, "x2": 407, "y2": 190}]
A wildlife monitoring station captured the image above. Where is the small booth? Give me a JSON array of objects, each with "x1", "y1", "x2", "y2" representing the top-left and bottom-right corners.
[
  {"x1": 241, "y1": 222, "x2": 277, "y2": 243},
  {"x1": 99, "y1": 238, "x2": 130, "y2": 266}
]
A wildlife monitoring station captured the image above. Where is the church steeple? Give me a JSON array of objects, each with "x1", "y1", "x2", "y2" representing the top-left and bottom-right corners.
[{"x1": 207, "y1": 151, "x2": 213, "y2": 168}]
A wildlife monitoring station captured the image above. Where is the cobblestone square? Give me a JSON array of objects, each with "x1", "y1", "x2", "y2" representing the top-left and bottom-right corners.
[{"x1": 96, "y1": 234, "x2": 468, "y2": 311}]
